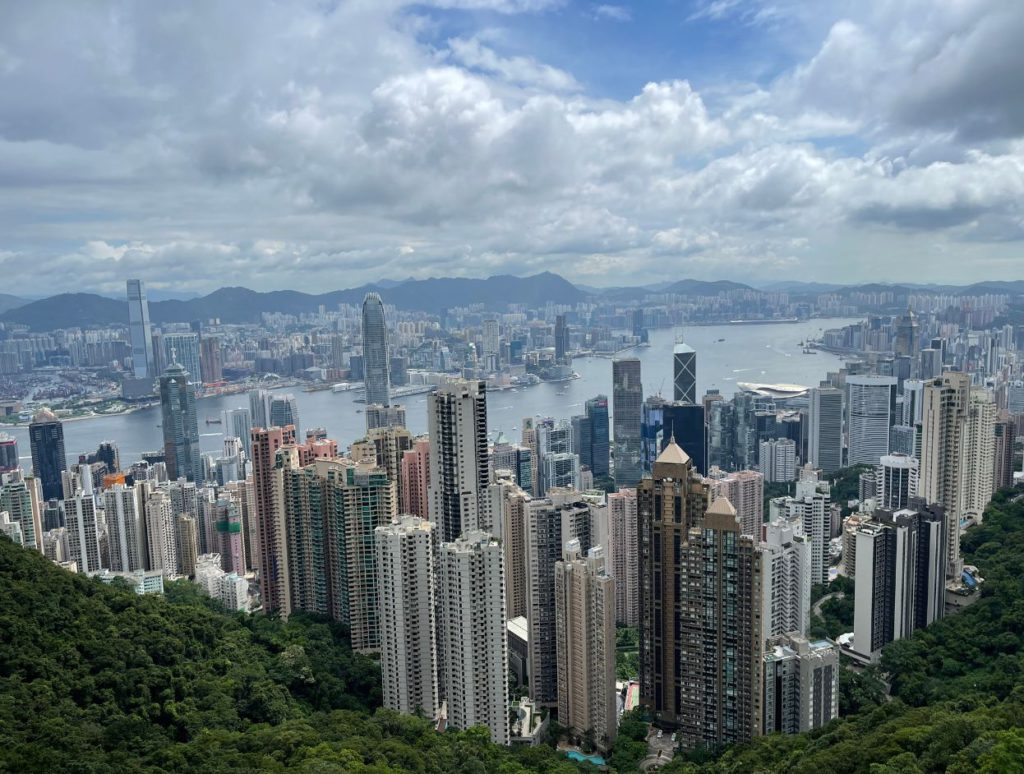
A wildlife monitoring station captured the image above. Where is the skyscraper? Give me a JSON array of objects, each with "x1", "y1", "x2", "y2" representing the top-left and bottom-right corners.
[
  {"x1": 365, "y1": 403, "x2": 406, "y2": 432},
  {"x1": 642, "y1": 396, "x2": 707, "y2": 476},
  {"x1": 66, "y1": 492, "x2": 102, "y2": 574},
  {"x1": 400, "y1": 437, "x2": 431, "y2": 518},
  {"x1": 0, "y1": 433, "x2": 17, "y2": 473},
  {"x1": 993, "y1": 415, "x2": 1016, "y2": 493},
  {"x1": 439, "y1": 530, "x2": 510, "y2": 745},
  {"x1": 222, "y1": 407, "x2": 253, "y2": 457},
  {"x1": 760, "y1": 519, "x2": 812, "y2": 638},
  {"x1": 103, "y1": 484, "x2": 144, "y2": 572},
  {"x1": 145, "y1": 490, "x2": 178, "y2": 576},
  {"x1": 269, "y1": 394, "x2": 300, "y2": 430},
  {"x1": 851, "y1": 502, "x2": 946, "y2": 661},
  {"x1": 605, "y1": 488, "x2": 638, "y2": 626},
  {"x1": 762, "y1": 634, "x2": 838, "y2": 734},
  {"x1": 612, "y1": 358, "x2": 643, "y2": 487},
  {"x1": 0, "y1": 472, "x2": 43, "y2": 552},
  {"x1": 525, "y1": 491, "x2": 592, "y2": 706},
  {"x1": 706, "y1": 468, "x2": 764, "y2": 538},
  {"x1": 673, "y1": 342, "x2": 697, "y2": 404},
  {"x1": 159, "y1": 358, "x2": 202, "y2": 482},
  {"x1": 808, "y1": 387, "x2": 843, "y2": 473},
  {"x1": 877, "y1": 453, "x2": 919, "y2": 511},
  {"x1": 283, "y1": 454, "x2": 397, "y2": 651},
  {"x1": 126, "y1": 279, "x2": 156, "y2": 379},
  {"x1": 200, "y1": 336, "x2": 223, "y2": 383},
  {"x1": 893, "y1": 307, "x2": 918, "y2": 359},
  {"x1": 162, "y1": 333, "x2": 201, "y2": 385},
  {"x1": 961, "y1": 388, "x2": 995, "y2": 522},
  {"x1": 427, "y1": 380, "x2": 489, "y2": 543},
  {"x1": 678, "y1": 496, "x2": 763, "y2": 747},
  {"x1": 248, "y1": 388, "x2": 271, "y2": 429},
  {"x1": 554, "y1": 314, "x2": 569, "y2": 363},
  {"x1": 639, "y1": 440, "x2": 710, "y2": 726},
  {"x1": 362, "y1": 292, "x2": 391, "y2": 407},
  {"x1": 846, "y1": 375, "x2": 898, "y2": 466},
  {"x1": 375, "y1": 515, "x2": 440, "y2": 719},
  {"x1": 919, "y1": 372, "x2": 970, "y2": 580},
  {"x1": 555, "y1": 541, "x2": 617, "y2": 746},
  {"x1": 251, "y1": 425, "x2": 296, "y2": 614},
  {"x1": 29, "y1": 408, "x2": 67, "y2": 501},
  {"x1": 584, "y1": 395, "x2": 610, "y2": 477},
  {"x1": 759, "y1": 438, "x2": 796, "y2": 483}
]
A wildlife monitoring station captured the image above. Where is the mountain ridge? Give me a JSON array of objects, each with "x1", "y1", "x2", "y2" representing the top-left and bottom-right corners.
[{"x1": 3, "y1": 272, "x2": 1023, "y2": 330}]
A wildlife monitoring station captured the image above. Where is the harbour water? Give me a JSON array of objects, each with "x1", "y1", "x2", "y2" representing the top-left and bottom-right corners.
[{"x1": 9, "y1": 318, "x2": 860, "y2": 466}]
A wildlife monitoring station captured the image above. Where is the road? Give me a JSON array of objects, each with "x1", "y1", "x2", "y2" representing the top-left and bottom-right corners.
[{"x1": 812, "y1": 591, "x2": 845, "y2": 618}]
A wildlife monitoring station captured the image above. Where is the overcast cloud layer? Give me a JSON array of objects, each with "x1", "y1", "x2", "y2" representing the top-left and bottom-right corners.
[{"x1": 1, "y1": 0, "x2": 1023, "y2": 295}]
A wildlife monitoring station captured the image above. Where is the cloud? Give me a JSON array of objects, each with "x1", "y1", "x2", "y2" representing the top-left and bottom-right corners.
[
  {"x1": 593, "y1": 5, "x2": 631, "y2": 22},
  {"x1": 447, "y1": 37, "x2": 581, "y2": 91},
  {"x1": 0, "y1": 0, "x2": 1022, "y2": 295}
]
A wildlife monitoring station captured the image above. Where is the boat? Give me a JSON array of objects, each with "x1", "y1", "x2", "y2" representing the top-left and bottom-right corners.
[
  {"x1": 205, "y1": 417, "x2": 222, "y2": 425},
  {"x1": 803, "y1": 347, "x2": 817, "y2": 354},
  {"x1": 717, "y1": 338, "x2": 725, "y2": 342}
]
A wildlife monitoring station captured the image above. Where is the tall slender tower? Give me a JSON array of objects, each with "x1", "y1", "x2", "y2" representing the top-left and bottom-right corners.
[
  {"x1": 251, "y1": 425, "x2": 296, "y2": 614},
  {"x1": 555, "y1": 541, "x2": 617, "y2": 746},
  {"x1": 808, "y1": 387, "x2": 843, "y2": 474},
  {"x1": 103, "y1": 484, "x2": 144, "y2": 572},
  {"x1": 606, "y1": 489, "x2": 638, "y2": 626},
  {"x1": 159, "y1": 357, "x2": 201, "y2": 482},
  {"x1": 28, "y1": 408, "x2": 66, "y2": 501},
  {"x1": 126, "y1": 279, "x2": 156, "y2": 379},
  {"x1": 66, "y1": 492, "x2": 102, "y2": 574},
  {"x1": 678, "y1": 497, "x2": 763, "y2": 748},
  {"x1": 961, "y1": 388, "x2": 995, "y2": 522},
  {"x1": 427, "y1": 380, "x2": 489, "y2": 543},
  {"x1": 612, "y1": 357, "x2": 643, "y2": 488},
  {"x1": 439, "y1": 530, "x2": 510, "y2": 745},
  {"x1": 525, "y1": 492, "x2": 592, "y2": 706},
  {"x1": 919, "y1": 372, "x2": 970, "y2": 580},
  {"x1": 362, "y1": 292, "x2": 391, "y2": 407},
  {"x1": 638, "y1": 439, "x2": 710, "y2": 726},
  {"x1": 375, "y1": 515, "x2": 440, "y2": 718}
]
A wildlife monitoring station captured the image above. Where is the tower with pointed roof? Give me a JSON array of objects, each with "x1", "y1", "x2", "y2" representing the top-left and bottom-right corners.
[
  {"x1": 638, "y1": 438, "x2": 710, "y2": 724},
  {"x1": 639, "y1": 439, "x2": 765, "y2": 745}
]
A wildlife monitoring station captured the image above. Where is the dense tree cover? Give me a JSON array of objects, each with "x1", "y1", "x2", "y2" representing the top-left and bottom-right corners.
[
  {"x1": 615, "y1": 626, "x2": 639, "y2": 682},
  {"x1": 0, "y1": 538, "x2": 577, "y2": 773}
]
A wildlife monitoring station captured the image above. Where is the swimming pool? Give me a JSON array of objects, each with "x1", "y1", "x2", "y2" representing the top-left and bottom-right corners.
[{"x1": 566, "y1": 750, "x2": 606, "y2": 765}]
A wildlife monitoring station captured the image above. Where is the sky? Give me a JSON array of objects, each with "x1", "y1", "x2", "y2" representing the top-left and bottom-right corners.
[{"x1": 2, "y1": 0, "x2": 1024, "y2": 296}]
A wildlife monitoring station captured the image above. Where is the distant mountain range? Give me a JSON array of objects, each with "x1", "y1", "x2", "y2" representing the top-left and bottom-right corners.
[
  {"x1": 0, "y1": 293, "x2": 26, "y2": 314},
  {"x1": 2, "y1": 273, "x2": 1022, "y2": 331}
]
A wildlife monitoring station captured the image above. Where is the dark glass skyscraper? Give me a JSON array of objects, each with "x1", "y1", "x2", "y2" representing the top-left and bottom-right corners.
[
  {"x1": 612, "y1": 358, "x2": 643, "y2": 487},
  {"x1": 29, "y1": 408, "x2": 66, "y2": 501},
  {"x1": 159, "y1": 358, "x2": 201, "y2": 482},
  {"x1": 573, "y1": 395, "x2": 610, "y2": 478},
  {"x1": 642, "y1": 397, "x2": 707, "y2": 476},
  {"x1": 362, "y1": 292, "x2": 391, "y2": 407}
]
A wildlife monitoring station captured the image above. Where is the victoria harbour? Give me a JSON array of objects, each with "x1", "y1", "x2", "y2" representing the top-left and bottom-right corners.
[{"x1": 8, "y1": 319, "x2": 858, "y2": 466}]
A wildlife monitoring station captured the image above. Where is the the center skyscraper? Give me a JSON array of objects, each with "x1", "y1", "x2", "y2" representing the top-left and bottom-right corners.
[
  {"x1": 612, "y1": 357, "x2": 643, "y2": 488},
  {"x1": 362, "y1": 292, "x2": 391, "y2": 407},
  {"x1": 427, "y1": 379, "x2": 490, "y2": 543}
]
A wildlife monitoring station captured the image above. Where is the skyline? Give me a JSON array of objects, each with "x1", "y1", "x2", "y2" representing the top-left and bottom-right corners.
[{"x1": 2, "y1": 1, "x2": 1022, "y2": 296}]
